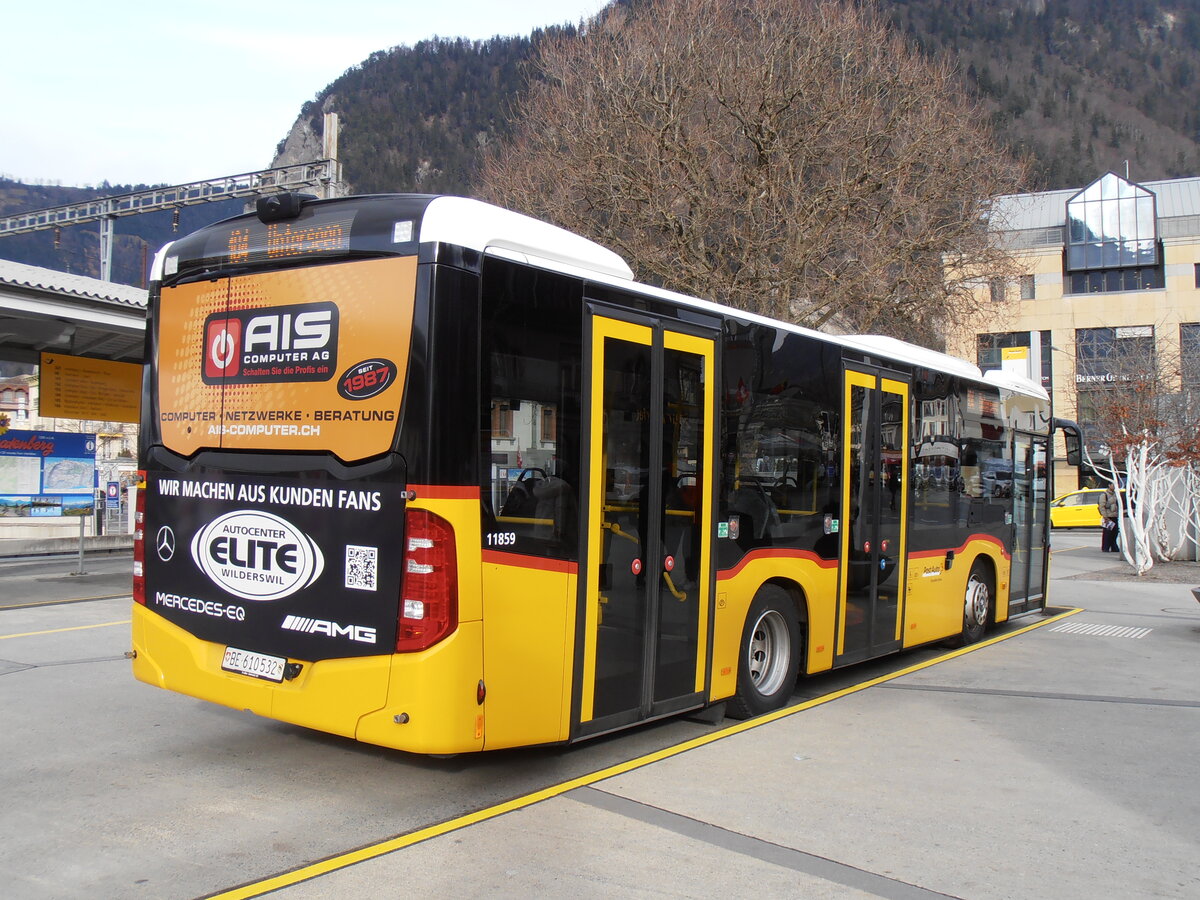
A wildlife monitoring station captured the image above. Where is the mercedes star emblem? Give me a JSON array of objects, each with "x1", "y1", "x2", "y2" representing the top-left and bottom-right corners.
[{"x1": 156, "y1": 526, "x2": 176, "y2": 562}]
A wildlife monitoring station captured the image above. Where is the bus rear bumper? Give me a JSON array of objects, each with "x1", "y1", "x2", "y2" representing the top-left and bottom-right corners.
[{"x1": 130, "y1": 604, "x2": 486, "y2": 754}]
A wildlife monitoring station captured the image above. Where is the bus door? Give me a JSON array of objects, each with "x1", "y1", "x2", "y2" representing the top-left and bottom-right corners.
[
  {"x1": 837, "y1": 368, "x2": 910, "y2": 663},
  {"x1": 579, "y1": 313, "x2": 716, "y2": 734},
  {"x1": 1008, "y1": 432, "x2": 1049, "y2": 613}
]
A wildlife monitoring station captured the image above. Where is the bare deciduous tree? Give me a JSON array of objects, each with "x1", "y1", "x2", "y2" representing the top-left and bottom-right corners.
[
  {"x1": 1074, "y1": 326, "x2": 1200, "y2": 573},
  {"x1": 478, "y1": 0, "x2": 1029, "y2": 345}
]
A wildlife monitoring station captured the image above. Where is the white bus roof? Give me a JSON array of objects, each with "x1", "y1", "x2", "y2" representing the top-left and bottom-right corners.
[{"x1": 420, "y1": 197, "x2": 634, "y2": 281}]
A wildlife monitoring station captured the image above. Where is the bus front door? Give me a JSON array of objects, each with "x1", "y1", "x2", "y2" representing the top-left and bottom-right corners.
[
  {"x1": 837, "y1": 368, "x2": 910, "y2": 664},
  {"x1": 579, "y1": 314, "x2": 716, "y2": 734},
  {"x1": 1008, "y1": 433, "x2": 1049, "y2": 614}
]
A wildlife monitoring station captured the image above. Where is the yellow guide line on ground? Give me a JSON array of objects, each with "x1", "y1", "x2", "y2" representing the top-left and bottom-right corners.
[
  {"x1": 212, "y1": 606, "x2": 1083, "y2": 900},
  {"x1": 0, "y1": 620, "x2": 131, "y2": 640}
]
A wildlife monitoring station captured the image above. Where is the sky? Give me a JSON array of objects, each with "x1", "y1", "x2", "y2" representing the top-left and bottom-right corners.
[{"x1": 1, "y1": 1, "x2": 607, "y2": 189}]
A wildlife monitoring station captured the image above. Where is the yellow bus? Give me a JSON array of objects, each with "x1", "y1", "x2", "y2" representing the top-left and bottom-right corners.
[{"x1": 131, "y1": 192, "x2": 1080, "y2": 753}]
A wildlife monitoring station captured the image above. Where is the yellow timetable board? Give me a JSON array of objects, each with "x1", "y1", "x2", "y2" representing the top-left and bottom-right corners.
[{"x1": 40, "y1": 353, "x2": 141, "y2": 423}]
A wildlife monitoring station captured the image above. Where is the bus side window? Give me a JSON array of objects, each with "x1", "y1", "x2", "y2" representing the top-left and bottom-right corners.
[
  {"x1": 719, "y1": 325, "x2": 840, "y2": 559},
  {"x1": 480, "y1": 259, "x2": 583, "y2": 560}
]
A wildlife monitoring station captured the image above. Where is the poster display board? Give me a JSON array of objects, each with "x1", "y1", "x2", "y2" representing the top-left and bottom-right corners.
[{"x1": 0, "y1": 430, "x2": 97, "y2": 517}]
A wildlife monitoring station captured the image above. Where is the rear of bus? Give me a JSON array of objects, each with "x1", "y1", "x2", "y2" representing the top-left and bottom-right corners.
[{"x1": 130, "y1": 194, "x2": 485, "y2": 753}]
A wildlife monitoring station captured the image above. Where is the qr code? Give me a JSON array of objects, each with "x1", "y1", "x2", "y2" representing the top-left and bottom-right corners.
[{"x1": 345, "y1": 544, "x2": 378, "y2": 591}]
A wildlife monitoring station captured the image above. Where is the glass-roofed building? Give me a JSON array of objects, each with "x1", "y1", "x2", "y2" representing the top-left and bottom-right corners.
[{"x1": 948, "y1": 171, "x2": 1200, "y2": 498}]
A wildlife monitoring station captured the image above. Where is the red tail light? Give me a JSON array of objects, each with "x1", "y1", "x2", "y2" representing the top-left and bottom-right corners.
[
  {"x1": 132, "y1": 470, "x2": 147, "y2": 605},
  {"x1": 396, "y1": 508, "x2": 458, "y2": 652}
]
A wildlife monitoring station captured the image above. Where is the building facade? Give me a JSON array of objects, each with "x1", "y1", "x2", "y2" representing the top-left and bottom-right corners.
[
  {"x1": 948, "y1": 172, "x2": 1200, "y2": 499},
  {"x1": 0, "y1": 375, "x2": 34, "y2": 428}
]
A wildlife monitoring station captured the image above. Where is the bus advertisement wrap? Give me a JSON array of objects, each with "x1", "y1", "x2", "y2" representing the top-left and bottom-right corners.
[
  {"x1": 142, "y1": 470, "x2": 405, "y2": 660},
  {"x1": 156, "y1": 256, "x2": 416, "y2": 461}
]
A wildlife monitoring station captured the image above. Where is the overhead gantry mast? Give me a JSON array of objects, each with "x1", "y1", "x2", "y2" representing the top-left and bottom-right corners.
[{"x1": 0, "y1": 114, "x2": 343, "y2": 281}]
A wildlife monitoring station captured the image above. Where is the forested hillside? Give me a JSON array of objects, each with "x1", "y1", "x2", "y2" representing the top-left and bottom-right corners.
[
  {"x1": 273, "y1": 30, "x2": 569, "y2": 196},
  {"x1": 890, "y1": 0, "x2": 1200, "y2": 187},
  {"x1": 277, "y1": 0, "x2": 1200, "y2": 195}
]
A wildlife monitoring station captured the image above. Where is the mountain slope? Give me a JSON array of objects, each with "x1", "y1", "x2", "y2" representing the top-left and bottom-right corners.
[
  {"x1": 274, "y1": 31, "x2": 570, "y2": 196},
  {"x1": 278, "y1": 0, "x2": 1200, "y2": 195},
  {"x1": 889, "y1": 0, "x2": 1200, "y2": 187}
]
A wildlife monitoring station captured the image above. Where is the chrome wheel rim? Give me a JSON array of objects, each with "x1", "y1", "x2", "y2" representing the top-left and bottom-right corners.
[
  {"x1": 747, "y1": 609, "x2": 790, "y2": 695},
  {"x1": 966, "y1": 576, "x2": 989, "y2": 626}
]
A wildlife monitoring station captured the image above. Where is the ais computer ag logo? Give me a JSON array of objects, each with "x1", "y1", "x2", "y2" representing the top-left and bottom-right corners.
[{"x1": 200, "y1": 301, "x2": 338, "y2": 385}]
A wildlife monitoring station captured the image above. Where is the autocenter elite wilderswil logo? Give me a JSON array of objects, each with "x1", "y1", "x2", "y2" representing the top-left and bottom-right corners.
[{"x1": 190, "y1": 510, "x2": 325, "y2": 601}]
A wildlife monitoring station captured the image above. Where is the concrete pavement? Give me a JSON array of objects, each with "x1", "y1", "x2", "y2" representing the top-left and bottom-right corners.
[
  {"x1": 2, "y1": 535, "x2": 1194, "y2": 899},
  {"x1": 0, "y1": 551, "x2": 133, "y2": 608},
  {"x1": 265, "y1": 535, "x2": 1199, "y2": 899}
]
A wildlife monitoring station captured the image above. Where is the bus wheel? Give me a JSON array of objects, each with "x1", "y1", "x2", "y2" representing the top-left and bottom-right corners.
[
  {"x1": 959, "y1": 562, "x2": 992, "y2": 645},
  {"x1": 729, "y1": 585, "x2": 801, "y2": 719}
]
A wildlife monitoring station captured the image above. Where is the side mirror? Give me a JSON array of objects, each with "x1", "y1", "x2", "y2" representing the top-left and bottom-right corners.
[
  {"x1": 1054, "y1": 418, "x2": 1083, "y2": 467},
  {"x1": 1064, "y1": 432, "x2": 1081, "y2": 467}
]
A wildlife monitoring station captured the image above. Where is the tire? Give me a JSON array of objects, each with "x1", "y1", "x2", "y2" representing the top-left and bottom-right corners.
[
  {"x1": 956, "y1": 561, "x2": 993, "y2": 646},
  {"x1": 728, "y1": 585, "x2": 802, "y2": 719}
]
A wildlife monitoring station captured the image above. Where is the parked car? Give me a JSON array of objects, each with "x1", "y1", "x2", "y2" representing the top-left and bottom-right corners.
[{"x1": 1050, "y1": 488, "x2": 1127, "y2": 528}]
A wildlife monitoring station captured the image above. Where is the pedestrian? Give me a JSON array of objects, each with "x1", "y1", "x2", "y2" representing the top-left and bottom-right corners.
[{"x1": 1098, "y1": 484, "x2": 1120, "y2": 552}]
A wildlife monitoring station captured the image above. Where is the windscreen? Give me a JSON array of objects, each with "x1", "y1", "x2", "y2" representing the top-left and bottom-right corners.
[{"x1": 155, "y1": 255, "x2": 416, "y2": 461}]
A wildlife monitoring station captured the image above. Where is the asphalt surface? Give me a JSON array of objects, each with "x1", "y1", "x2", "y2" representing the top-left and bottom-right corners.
[
  {"x1": 0, "y1": 550, "x2": 134, "y2": 609},
  {"x1": 0, "y1": 533, "x2": 1196, "y2": 899}
]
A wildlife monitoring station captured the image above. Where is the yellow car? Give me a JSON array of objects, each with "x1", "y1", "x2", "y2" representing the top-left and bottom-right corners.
[{"x1": 1049, "y1": 488, "x2": 1107, "y2": 528}]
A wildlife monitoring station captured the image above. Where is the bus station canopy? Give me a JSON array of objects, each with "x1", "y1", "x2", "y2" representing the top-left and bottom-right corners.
[{"x1": 0, "y1": 259, "x2": 146, "y2": 366}]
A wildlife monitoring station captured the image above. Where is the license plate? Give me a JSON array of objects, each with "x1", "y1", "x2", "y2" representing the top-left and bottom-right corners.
[{"x1": 221, "y1": 646, "x2": 286, "y2": 683}]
